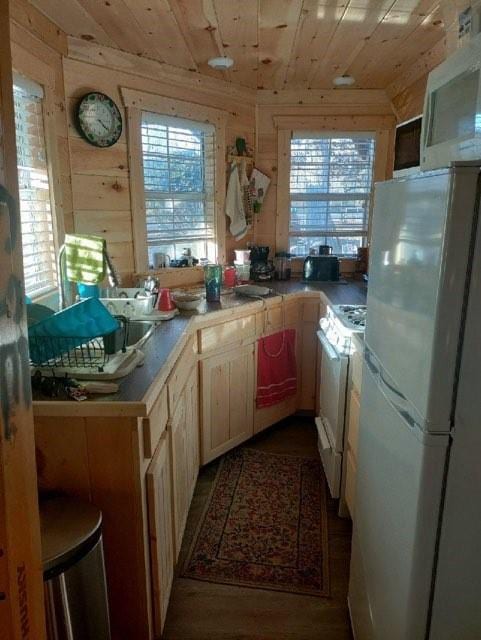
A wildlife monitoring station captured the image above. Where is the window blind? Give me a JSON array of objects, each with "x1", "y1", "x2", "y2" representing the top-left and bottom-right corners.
[
  {"x1": 13, "y1": 77, "x2": 57, "y2": 297},
  {"x1": 289, "y1": 134, "x2": 375, "y2": 256},
  {"x1": 141, "y1": 112, "x2": 216, "y2": 264}
]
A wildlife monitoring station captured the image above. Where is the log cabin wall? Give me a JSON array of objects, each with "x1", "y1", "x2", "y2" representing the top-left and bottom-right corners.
[
  {"x1": 63, "y1": 39, "x2": 256, "y2": 281},
  {"x1": 387, "y1": 0, "x2": 474, "y2": 122},
  {"x1": 254, "y1": 90, "x2": 397, "y2": 266},
  {"x1": 7, "y1": 0, "x2": 457, "y2": 283}
]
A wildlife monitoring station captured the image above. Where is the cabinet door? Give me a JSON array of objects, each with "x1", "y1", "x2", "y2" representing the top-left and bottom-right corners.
[
  {"x1": 185, "y1": 366, "x2": 199, "y2": 505},
  {"x1": 170, "y1": 392, "x2": 189, "y2": 561},
  {"x1": 146, "y1": 432, "x2": 174, "y2": 638},
  {"x1": 299, "y1": 301, "x2": 320, "y2": 410},
  {"x1": 200, "y1": 343, "x2": 255, "y2": 464}
]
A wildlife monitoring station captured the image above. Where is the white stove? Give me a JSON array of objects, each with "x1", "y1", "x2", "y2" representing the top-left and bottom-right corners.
[
  {"x1": 332, "y1": 304, "x2": 367, "y2": 332},
  {"x1": 316, "y1": 302, "x2": 366, "y2": 500},
  {"x1": 319, "y1": 304, "x2": 366, "y2": 356}
]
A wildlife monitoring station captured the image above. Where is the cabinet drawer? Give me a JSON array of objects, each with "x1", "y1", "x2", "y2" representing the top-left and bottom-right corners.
[
  {"x1": 347, "y1": 387, "x2": 361, "y2": 459},
  {"x1": 167, "y1": 334, "x2": 197, "y2": 414},
  {"x1": 143, "y1": 386, "x2": 168, "y2": 458},
  {"x1": 198, "y1": 314, "x2": 256, "y2": 354},
  {"x1": 345, "y1": 449, "x2": 357, "y2": 518},
  {"x1": 351, "y1": 345, "x2": 363, "y2": 393}
]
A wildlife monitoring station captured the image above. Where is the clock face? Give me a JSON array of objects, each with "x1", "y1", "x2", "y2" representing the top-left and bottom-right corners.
[{"x1": 77, "y1": 92, "x2": 122, "y2": 147}]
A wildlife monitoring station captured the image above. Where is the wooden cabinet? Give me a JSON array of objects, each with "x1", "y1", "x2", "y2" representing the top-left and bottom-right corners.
[
  {"x1": 185, "y1": 366, "x2": 199, "y2": 504},
  {"x1": 170, "y1": 365, "x2": 199, "y2": 561},
  {"x1": 200, "y1": 343, "x2": 255, "y2": 464},
  {"x1": 146, "y1": 431, "x2": 174, "y2": 638},
  {"x1": 298, "y1": 300, "x2": 321, "y2": 411},
  {"x1": 170, "y1": 391, "x2": 189, "y2": 561},
  {"x1": 143, "y1": 386, "x2": 168, "y2": 458},
  {"x1": 254, "y1": 299, "x2": 300, "y2": 435}
]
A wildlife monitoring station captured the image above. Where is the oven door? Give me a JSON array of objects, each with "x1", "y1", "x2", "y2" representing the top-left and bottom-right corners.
[
  {"x1": 317, "y1": 329, "x2": 348, "y2": 451},
  {"x1": 316, "y1": 329, "x2": 349, "y2": 498}
]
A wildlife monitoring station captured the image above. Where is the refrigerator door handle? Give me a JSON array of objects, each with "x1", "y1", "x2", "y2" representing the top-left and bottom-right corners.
[
  {"x1": 364, "y1": 346, "x2": 380, "y2": 376},
  {"x1": 379, "y1": 369, "x2": 407, "y2": 400},
  {"x1": 377, "y1": 370, "x2": 421, "y2": 431}
]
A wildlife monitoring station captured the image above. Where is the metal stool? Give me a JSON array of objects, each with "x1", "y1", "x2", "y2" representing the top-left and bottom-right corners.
[{"x1": 40, "y1": 496, "x2": 111, "y2": 640}]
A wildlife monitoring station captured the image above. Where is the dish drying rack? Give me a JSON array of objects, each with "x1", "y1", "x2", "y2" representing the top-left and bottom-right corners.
[{"x1": 29, "y1": 334, "x2": 109, "y2": 372}]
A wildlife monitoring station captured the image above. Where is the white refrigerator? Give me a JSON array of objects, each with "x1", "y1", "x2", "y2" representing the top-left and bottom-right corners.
[{"x1": 349, "y1": 162, "x2": 481, "y2": 639}]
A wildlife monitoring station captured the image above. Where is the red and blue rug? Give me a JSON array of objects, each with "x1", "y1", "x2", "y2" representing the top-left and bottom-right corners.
[{"x1": 182, "y1": 447, "x2": 330, "y2": 596}]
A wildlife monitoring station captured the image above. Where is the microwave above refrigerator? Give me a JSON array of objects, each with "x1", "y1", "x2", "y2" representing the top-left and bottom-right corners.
[{"x1": 421, "y1": 31, "x2": 481, "y2": 170}]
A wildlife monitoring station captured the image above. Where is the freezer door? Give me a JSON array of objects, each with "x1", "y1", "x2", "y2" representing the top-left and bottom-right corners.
[
  {"x1": 428, "y1": 194, "x2": 481, "y2": 639},
  {"x1": 366, "y1": 166, "x2": 480, "y2": 432},
  {"x1": 348, "y1": 362, "x2": 448, "y2": 640}
]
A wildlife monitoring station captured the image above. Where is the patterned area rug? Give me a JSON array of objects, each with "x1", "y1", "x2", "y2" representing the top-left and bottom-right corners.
[{"x1": 182, "y1": 448, "x2": 330, "y2": 596}]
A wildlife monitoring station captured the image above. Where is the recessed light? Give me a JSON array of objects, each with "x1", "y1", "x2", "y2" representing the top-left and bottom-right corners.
[
  {"x1": 333, "y1": 75, "x2": 355, "y2": 87},
  {"x1": 208, "y1": 56, "x2": 234, "y2": 70}
]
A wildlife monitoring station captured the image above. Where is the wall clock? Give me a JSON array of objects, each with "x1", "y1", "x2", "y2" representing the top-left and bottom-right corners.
[{"x1": 76, "y1": 92, "x2": 122, "y2": 147}]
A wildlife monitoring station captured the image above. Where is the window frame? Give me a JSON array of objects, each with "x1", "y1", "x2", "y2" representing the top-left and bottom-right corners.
[
  {"x1": 274, "y1": 115, "x2": 396, "y2": 256},
  {"x1": 288, "y1": 131, "x2": 376, "y2": 257},
  {"x1": 140, "y1": 112, "x2": 217, "y2": 265},
  {"x1": 11, "y1": 54, "x2": 64, "y2": 302},
  {"x1": 121, "y1": 88, "x2": 227, "y2": 274}
]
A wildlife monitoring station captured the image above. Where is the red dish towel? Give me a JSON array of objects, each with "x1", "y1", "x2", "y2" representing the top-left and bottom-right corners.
[{"x1": 256, "y1": 329, "x2": 297, "y2": 409}]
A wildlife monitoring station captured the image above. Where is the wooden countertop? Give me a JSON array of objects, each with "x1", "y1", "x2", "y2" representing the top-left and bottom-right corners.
[{"x1": 33, "y1": 280, "x2": 367, "y2": 417}]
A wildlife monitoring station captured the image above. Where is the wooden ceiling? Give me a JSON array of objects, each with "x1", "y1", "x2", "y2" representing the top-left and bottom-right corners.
[{"x1": 29, "y1": 0, "x2": 446, "y2": 90}]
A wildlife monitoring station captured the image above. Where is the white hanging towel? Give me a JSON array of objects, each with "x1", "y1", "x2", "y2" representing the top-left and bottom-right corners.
[{"x1": 225, "y1": 161, "x2": 249, "y2": 240}]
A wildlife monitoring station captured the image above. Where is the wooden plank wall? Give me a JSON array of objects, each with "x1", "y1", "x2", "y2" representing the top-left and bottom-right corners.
[
  {"x1": 386, "y1": 0, "x2": 470, "y2": 122},
  {"x1": 63, "y1": 39, "x2": 256, "y2": 279},
  {"x1": 6, "y1": 5, "x2": 402, "y2": 284},
  {"x1": 0, "y1": 2, "x2": 46, "y2": 638},
  {"x1": 254, "y1": 90, "x2": 396, "y2": 255}
]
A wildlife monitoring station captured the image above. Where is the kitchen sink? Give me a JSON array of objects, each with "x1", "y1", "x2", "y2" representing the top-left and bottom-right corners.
[{"x1": 125, "y1": 320, "x2": 155, "y2": 348}]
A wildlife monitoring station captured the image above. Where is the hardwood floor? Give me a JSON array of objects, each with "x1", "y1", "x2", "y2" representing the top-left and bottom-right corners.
[{"x1": 163, "y1": 417, "x2": 353, "y2": 640}]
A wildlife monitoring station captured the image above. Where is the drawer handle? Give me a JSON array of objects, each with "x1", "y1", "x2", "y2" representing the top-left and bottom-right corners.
[
  {"x1": 317, "y1": 330, "x2": 340, "y2": 361},
  {"x1": 315, "y1": 417, "x2": 331, "y2": 451}
]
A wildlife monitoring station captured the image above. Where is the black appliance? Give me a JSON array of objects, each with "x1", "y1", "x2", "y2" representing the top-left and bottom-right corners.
[
  {"x1": 249, "y1": 245, "x2": 274, "y2": 281},
  {"x1": 318, "y1": 245, "x2": 333, "y2": 255},
  {"x1": 394, "y1": 116, "x2": 422, "y2": 171},
  {"x1": 169, "y1": 257, "x2": 199, "y2": 268},
  {"x1": 302, "y1": 255, "x2": 340, "y2": 282}
]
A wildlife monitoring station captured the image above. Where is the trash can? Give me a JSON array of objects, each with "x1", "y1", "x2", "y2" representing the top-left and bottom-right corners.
[{"x1": 40, "y1": 496, "x2": 111, "y2": 640}]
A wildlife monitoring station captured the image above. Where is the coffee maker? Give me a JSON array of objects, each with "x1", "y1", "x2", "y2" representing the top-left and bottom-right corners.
[{"x1": 249, "y1": 245, "x2": 274, "y2": 282}]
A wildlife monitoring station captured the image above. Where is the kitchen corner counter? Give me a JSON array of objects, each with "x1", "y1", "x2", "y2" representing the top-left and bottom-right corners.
[{"x1": 32, "y1": 280, "x2": 366, "y2": 417}]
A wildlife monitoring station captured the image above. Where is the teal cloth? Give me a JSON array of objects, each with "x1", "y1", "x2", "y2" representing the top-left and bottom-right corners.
[{"x1": 64, "y1": 234, "x2": 106, "y2": 284}]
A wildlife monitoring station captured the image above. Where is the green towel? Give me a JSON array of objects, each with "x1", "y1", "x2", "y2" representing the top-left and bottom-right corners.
[{"x1": 64, "y1": 234, "x2": 107, "y2": 284}]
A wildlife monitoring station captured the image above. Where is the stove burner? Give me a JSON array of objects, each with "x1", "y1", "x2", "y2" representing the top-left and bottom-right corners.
[{"x1": 334, "y1": 305, "x2": 367, "y2": 330}]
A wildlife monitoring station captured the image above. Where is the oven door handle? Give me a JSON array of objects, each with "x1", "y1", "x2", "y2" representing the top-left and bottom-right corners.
[
  {"x1": 317, "y1": 330, "x2": 340, "y2": 361},
  {"x1": 315, "y1": 417, "x2": 332, "y2": 451}
]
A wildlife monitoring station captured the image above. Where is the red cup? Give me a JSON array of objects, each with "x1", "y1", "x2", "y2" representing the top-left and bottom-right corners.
[
  {"x1": 157, "y1": 288, "x2": 176, "y2": 311},
  {"x1": 223, "y1": 266, "x2": 236, "y2": 288}
]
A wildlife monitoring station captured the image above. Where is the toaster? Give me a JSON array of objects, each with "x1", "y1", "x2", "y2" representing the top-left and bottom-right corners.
[{"x1": 302, "y1": 256, "x2": 340, "y2": 282}]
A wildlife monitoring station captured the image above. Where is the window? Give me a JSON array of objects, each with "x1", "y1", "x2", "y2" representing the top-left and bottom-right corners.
[
  {"x1": 13, "y1": 76, "x2": 57, "y2": 297},
  {"x1": 141, "y1": 112, "x2": 216, "y2": 266},
  {"x1": 289, "y1": 133, "x2": 375, "y2": 256}
]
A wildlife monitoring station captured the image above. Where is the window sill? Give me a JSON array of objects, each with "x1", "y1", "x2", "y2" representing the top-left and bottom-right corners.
[
  {"x1": 135, "y1": 265, "x2": 204, "y2": 277},
  {"x1": 28, "y1": 287, "x2": 59, "y2": 310}
]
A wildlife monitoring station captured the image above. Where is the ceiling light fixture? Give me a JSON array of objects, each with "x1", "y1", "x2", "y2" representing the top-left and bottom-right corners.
[
  {"x1": 208, "y1": 56, "x2": 234, "y2": 70},
  {"x1": 333, "y1": 75, "x2": 355, "y2": 87}
]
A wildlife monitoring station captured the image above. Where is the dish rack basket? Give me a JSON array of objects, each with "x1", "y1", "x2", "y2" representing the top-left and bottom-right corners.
[{"x1": 29, "y1": 335, "x2": 110, "y2": 372}]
